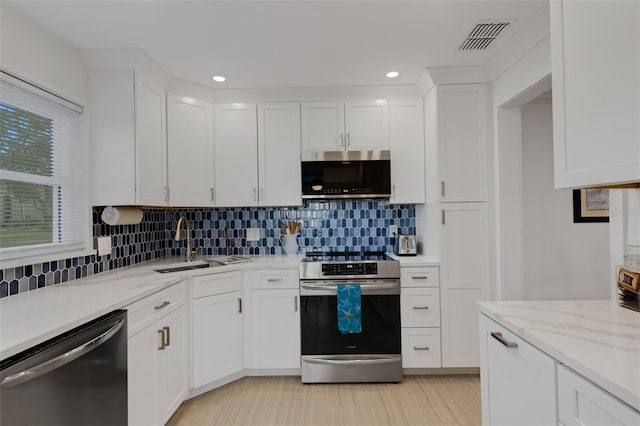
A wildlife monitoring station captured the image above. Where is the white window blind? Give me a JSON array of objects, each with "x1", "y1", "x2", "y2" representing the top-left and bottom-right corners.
[{"x1": 0, "y1": 75, "x2": 88, "y2": 261}]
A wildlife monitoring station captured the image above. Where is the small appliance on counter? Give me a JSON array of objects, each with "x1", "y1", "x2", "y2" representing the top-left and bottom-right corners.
[
  {"x1": 394, "y1": 234, "x2": 417, "y2": 256},
  {"x1": 617, "y1": 266, "x2": 640, "y2": 312}
]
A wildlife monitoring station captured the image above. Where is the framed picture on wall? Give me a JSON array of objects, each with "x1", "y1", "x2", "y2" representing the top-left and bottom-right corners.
[{"x1": 573, "y1": 188, "x2": 609, "y2": 223}]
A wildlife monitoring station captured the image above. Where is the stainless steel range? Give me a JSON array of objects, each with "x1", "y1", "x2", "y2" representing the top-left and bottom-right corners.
[{"x1": 299, "y1": 251, "x2": 402, "y2": 383}]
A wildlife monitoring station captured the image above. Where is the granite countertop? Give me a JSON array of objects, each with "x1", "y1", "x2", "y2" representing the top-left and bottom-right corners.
[
  {"x1": 0, "y1": 254, "x2": 301, "y2": 360},
  {"x1": 478, "y1": 300, "x2": 640, "y2": 412}
]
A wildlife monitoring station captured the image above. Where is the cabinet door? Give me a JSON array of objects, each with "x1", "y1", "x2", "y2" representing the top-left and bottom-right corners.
[
  {"x1": 128, "y1": 322, "x2": 159, "y2": 426},
  {"x1": 156, "y1": 305, "x2": 188, "y2": 426},
  {"x1": 167, "y1": 94, "x2": 214, "y2": 206},
  {"x1": 551, "y1": 1, "x2": 640, "y2": 188},
  {"x1": 558, "y1": 365, "x2": 640, "y2": 426},
  {"x1": 89, "y1": 70, "x2": 137, "y2": 205},
  {"x1": 244, "y1": 289, "x2": 300, "y2": 369},
  {"x1": 401, "y1": 328, "x2": 441, "y2": 368},
  {"x1": 192, "y1": 291, "x2": 243, "y2": 387},
  {"x1": 301, "y1": 101, "x2": 345, "y2": 154},
  {"x1": 437, "y1": 85, "x2": 488, "y2": 202},
  {"x1": 214, "y1": 103, "x2": 258, "y2": 207},
  {"x1": 258, "y1": 103, "x2": 302, "y2": 206},
  {"x1": 479, "y1": 315, "x2": 557, "y2": 426},
  {"x1": 345, "y1": 100, "x2": 389, "y2": 151},
  {"x1": 135, "y1": 74, "x2": 167, "y2": 206},
  {"x1": 440, "y1": 203, "x2": 490, "y2": 367},
  {"x1": 389, "y1": 100, "x2": 425, "y2": 203},
  {"x1": 401, "y1": 287, "x2": 440, "y2": 328}
]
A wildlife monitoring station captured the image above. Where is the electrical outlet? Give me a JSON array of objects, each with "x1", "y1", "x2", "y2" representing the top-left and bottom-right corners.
[
  {"x1": 389, "y1": 224, "x2": 398, "y2": 236},
  {"x1": 246, "y1": 228, "x2": 260, "y2": 241},
  {"x1": 97, "y1": 236, "x2": 111, "y2": 257}
]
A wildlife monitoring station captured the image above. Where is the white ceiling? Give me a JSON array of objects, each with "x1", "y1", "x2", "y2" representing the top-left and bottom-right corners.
[{"x1": 6, "y1": 1, "x2": 547, "y2": 89}]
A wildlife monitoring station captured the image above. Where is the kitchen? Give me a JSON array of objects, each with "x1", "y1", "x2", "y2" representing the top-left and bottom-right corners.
[{"x1": 0, "y1": 1, "x2": 639, "y2": 425}]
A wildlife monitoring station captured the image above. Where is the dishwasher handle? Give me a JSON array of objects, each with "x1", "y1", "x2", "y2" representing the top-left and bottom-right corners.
[{"x1": 0, "y1": 318, "x2": 125, "y2": 388}]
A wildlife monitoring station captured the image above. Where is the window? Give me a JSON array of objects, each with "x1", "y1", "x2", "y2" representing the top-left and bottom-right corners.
[{"x1": 0, "y1": 74, "x2": 89, "y2": 264}]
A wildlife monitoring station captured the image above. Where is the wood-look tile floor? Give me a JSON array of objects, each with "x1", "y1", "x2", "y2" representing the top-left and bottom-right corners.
[{"x1": 167, "y1": 375, "x2": 481, "y2": 426}]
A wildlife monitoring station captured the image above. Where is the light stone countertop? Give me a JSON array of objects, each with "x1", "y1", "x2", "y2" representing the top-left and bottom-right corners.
[
  {"x1": 478, "y1": 300, "x2": 640, "y2": 412},
  {"x1": 0, "y1": 254, "x2": 302, "y2": 360},
  {"x1": 386, "y1": 253, "x2": 440, "y2": 267}
]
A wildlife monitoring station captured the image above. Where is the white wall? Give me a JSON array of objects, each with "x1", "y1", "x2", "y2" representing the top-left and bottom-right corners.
[
  {"x1": 521, "y1": 103, "x2": 610, "y2": 300},
  {"x1": 0, "y1": 4, "x2": 88, "y2": 104}
]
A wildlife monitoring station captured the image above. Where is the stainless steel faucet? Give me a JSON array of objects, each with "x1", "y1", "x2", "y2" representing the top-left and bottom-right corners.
[
  {"x1": 174, "y1": 216, "x2": 199, "y2": 261},
  {"x1": 224, "y1": 227, "x2": 233, "y2": 256}
]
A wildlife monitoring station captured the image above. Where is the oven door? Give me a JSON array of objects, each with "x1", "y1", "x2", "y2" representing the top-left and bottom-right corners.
[{"x1": 300, "y1": 280, "x2": 400, "y2": 355}]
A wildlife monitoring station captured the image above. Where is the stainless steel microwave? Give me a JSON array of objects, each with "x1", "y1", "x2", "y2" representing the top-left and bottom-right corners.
[{"x1": 301, "y1": 151, "x2": 391, "y2": 199}]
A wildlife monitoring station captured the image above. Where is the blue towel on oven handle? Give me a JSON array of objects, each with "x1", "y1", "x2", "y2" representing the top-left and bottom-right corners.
[{"x1": 337, "y1": 283, "x2": 362, "y2": 334}]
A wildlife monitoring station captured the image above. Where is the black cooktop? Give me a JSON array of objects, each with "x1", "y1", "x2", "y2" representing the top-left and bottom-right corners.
[{"x1": 302, "y1": 251, "x2": 392, "y2": 262}]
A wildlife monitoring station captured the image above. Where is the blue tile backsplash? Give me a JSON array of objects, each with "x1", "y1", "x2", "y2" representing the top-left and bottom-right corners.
[{"x1": 0, "y1": 200, "x2": 415, "y2": 299}]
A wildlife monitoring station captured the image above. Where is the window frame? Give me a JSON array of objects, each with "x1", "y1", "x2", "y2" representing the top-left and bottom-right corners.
[{"x1": 0, "y1": 72, "x2": 93, "y2": 269}]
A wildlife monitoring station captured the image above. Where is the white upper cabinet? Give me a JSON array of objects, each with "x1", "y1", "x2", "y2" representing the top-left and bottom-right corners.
[
  {"x1": 257, "y1": 103, "x2": 302, "y2": 206},
  {"x1": 435, "y1": 85, "x2": 489, "y2": 202},
  {"x1": 167, "y1": 94, "x2": 214, "y2": 207},
  {"x1": 551, "y1": 0, "x2": 640, "y2": 188},
  {"x1": 301, "y1": 100, "x2": 389, "y2": 156},
  {"x1": 213, "y1": 103, "x2": 259, "y2": 207},
  {"x1": 389, "y1": 100, "x2": 425, "y2": 204},
  {"x1": 89, "y1": 69, "x2": 168, "y2": 206}
]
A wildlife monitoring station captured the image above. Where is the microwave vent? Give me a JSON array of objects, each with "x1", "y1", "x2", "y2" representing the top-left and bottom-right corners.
[{"x1": 458, "y1": 21, "x2": 510, "y2": 51}]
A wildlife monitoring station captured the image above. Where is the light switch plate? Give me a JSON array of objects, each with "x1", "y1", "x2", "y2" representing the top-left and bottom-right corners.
[
  {"x1": 246, "y1": 228, "x2": 260, "y2": 241},
  {"x1": 389, "y1": 224, "x2": 398, "y2": 236},
  {"x1": 97, "y1": 236, "x2": 112, "y2": 256}
]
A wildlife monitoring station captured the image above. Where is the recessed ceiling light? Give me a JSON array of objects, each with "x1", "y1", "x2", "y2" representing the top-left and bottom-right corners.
[
  {"x1": 386, "y1": 71, "x2": 399, "y2": 78},
  {"x1": 212, "y1": 75, "x2": 226, "y2": 82}
]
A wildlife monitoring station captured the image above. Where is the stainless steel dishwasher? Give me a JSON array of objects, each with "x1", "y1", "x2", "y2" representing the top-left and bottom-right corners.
[{"x1": 0, "y1": 309, "x2": 127, "y2": 425}]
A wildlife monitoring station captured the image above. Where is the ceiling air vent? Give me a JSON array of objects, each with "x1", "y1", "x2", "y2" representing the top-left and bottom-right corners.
[{"x1": 458, "y1": 21, "x2": 510, "y2": 51}]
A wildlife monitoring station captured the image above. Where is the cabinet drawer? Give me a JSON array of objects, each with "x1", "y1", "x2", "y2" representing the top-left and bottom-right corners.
[
  {"x1": 127, "y1": 282, "x2": 186, "y2": 337},
  {"x1": 401, "y1": 287, "x2": 440, "y2": 327},
  {"x1": 401, "y1": 328, "x2": 441, "y2": 368},
  {"x1": 243, "y1": 269, "x2": 298, "y2": 289},
  {"x1": 558, "y1": 365, "x2": 640, "y2": 425},
  {"x1": 401, "y1": 267, "x2": 439, "y2": 288},
  {"x1": 192, "y1": 271, "x2": 241, "y2": 299}
]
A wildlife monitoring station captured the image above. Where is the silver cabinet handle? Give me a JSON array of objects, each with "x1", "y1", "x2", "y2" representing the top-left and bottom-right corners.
[
  {"x1": 392, "y1": 184, "x2": 396, "y2": 197},
  {"x1": 413, "y1": 346, "x2": 430, "y2": 351},
  {"x1": 163, "y1": 326, "x2": 171, "y2": 347},
  {"x1": 412, "y1": 306, "x2": 429, "y2": 310},
  {"x1": 412, "y1": 276, "x2": 428, "y2": 280},
  {"x1": 441, "y1": 210, "x2": 446, "y2": 225},
  {"x1": 260, "y1": 187, "x2": 264, "y2": 201},
  {"x1": 294, "y1": 296, "x2": 298, "y2": 312},
  {"x1": 0, "y1": 318, "x2": 124, "y2": 388},
  {"x1": 154, "y1": 301, "x2": 170, "y2": 310},
  {"x1": 164, "y1": 186, "x2": 170, "y2": 202},
  {"x1": 158, "y1": 329, "x2": 166, "y2": 350},
  {"x1": 238, "y1": 298, "x2": 242, "y2": 313},
  {"x1": 491, "y1": 332, "x2": 518, "y2": 348},
  {"x1": 210, "y1": 187, "x2": 215, "y2": 202},
  {"x1": 346, "y1": 132, "x2": 351, "y2": 148},
  {"x1": 267, "y1": 278, "x2": 283, "y2": 282},
  {"x1": 253, "y1": 188, "x2": 257, "y2": 201},
  {"x1": 441, "y1": 181, "x2": 445, "y2": 197}
]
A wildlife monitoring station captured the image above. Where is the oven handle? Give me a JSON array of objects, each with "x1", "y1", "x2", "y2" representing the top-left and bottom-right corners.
[
  {"x1": 301, "y1": 283, "x2": 399, "y2": 291},
  {"x1": 303, "y1": 356, "x2": 400, "y2": 366}
]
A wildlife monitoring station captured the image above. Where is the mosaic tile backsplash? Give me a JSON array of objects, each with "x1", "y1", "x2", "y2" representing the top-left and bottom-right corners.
[
  {"x1": 1, "y1": 200, "x2": 415, "y2": 298},
  {"x1": 167, "y1": 200, "x2": 415, "y2": 256}
]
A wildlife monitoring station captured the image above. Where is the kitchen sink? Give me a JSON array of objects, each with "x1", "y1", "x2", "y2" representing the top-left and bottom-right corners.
[
  {"x1": 206, "y1": 255, "x2": 252, "y2": 265},
  {"x1": 154, "y1": 263, "x2": 213, "y2": 273}
]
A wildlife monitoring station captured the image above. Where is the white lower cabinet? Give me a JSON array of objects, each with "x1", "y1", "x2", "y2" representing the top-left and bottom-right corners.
[
  {"x1": 558, "y1": 365, "x2": 640, "y2": 426},
  {"x1": 191, "y1": 272, "x2": 243, "y2": 388},
  {"x1": 479, "y1": 314, "x2": 557, "y2": 426},
  {"x1": 127, "y1": 282, "x2": 188, "y2": 426},
  {"x1": 400, "y1": 266, "x2": 441, "y2": 369},
  {"x1": 242, "y1": 269, "x2": 300, "y2": 372}
]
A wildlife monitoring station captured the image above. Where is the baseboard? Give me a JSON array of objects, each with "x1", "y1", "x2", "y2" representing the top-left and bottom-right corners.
[
  {"x1": 187, "y1": 371, "x2": 245, "y2": 399},
  {"x1": 403, "y1": 367, "x2": 480, "y2": 375},
  {"x1": 244, "y1": 368, "x2": 301, "y2": 376}
]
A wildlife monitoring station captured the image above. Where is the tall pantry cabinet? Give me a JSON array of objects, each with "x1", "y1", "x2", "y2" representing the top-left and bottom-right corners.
[{"x1": 424, "y1": 84, "x2": 491, "y2": 367}]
